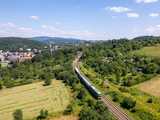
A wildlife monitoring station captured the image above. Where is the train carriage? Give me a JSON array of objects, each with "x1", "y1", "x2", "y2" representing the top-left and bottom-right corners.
[{"x1": 75, "y1": 67, "x2": 101, "y2": 99}]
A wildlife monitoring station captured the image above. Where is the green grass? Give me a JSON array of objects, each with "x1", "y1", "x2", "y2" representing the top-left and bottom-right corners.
[
  {"x1": 80, "y1": 64, "x2": 160, "y2": 120},
  {"x1": 0, "y1": 62, "x2": 8, "y2": 67},
  {"x1": 138, "y1": 75, "x2": 160, "y2": 97},
  {"x1": 0, "y1": 80, "x2": 71, "y2": 120},
  {"x1": 133, "y1": 44, "x2": 160, "y2": 58}
]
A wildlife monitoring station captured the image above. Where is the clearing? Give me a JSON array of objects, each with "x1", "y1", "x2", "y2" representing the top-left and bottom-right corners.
[
  {"x1": 133, "y1": 44, "x2": 160, "y2": 58},
  {"x1": 138, "y1": 75, "x2": 160, "y2": 97},
  {"x1": 0, "y1": 80, "x2": 71, "y2": 120}
]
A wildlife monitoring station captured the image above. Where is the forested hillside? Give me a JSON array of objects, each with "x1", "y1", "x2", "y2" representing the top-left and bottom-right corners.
[
  {"x1": 0, "y1": 37, "x2": 45, "y2": 51},
  {"x1": 82, "y1": 36, "x2": 160, "y2": 86},
  {"x1": 80, "y1": 36, "x2": 160, "y2": 120},
  {"x1": 32, "y1": 36, "x2": 84, "y2": 44}
]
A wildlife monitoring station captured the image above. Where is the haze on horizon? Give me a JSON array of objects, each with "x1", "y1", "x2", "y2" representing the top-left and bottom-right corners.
[{"x1": 0, "y1": 0, "x2": 160, "y2": 40}]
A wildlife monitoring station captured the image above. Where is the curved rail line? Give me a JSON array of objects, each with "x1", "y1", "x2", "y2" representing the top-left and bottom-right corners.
[{"x1": 74, "y1": 54, "x2": 133, "y2": 120}]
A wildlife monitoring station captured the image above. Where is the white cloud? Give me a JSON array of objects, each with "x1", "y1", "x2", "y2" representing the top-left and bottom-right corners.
[
  {"x1": 0, "y1": 22, "x2": 43, "y2": 37},
  {"x1": 106, "y1": 6, "x2": 131, "y2": 13},
  {"x1": 0, "y1": 22, "x2": 107, "y2": 39},
  {"x1": 156, "y1": 24, "x2": 160, "y2": 27},
  {"x1": 149, "y1": 13, "x2": 159, "y2": 17},
  {"x1": 30, "y1": 16, "x2": 39, "y2": 20},
  {"x1": 136, "y1": 0, "x2": 158, "y2": 3},
  {"x1": 18, "y1": 27, "x2": 33, "y2": 31},
  {"x1": 41, "y1": 25, "x2": 48, "y2": 29},
  {"x1": 146, "y1": 25, "x2": 160, "y2": 35},
  {"x1": 1, "y1": 22, "x2": 16, "y2": 28},
  {"x1": 127, "y1": 13, "x2": 140, "y2": 18}
]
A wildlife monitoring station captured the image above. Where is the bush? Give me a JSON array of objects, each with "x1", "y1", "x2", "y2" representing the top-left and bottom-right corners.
[
  {"x1": 120, "y1": 97, "x2": 136, "y2": 110},
  {"x1": 44, "y1": 79, "x2": 52, "y2": 86},
  {"x1": 119, "y1": 87, "x2": 129, "y2": 92},
  {"x1": 130, "y1": 108, "x2": 136, "y2": 113},
  {"x1": 147, "y1": 98, "x2": 153, "y2": 103},
  {"x1": 138, "y1": 111, "x2": 154, "y2": 120},
  {"x1": 63, "y1": 104, "x2": 73, "y2": 115},
  {"x1": 37, "y1": 109, "x2": 48, "y2": 120},
  {"x1": 13, "y1": 109, "x2": 23, "y2": 120},
  {"x1": 0, "y1": 81, "x2": 3, "y2": 89},
  {"x1": 111, "y1": 93, "x2": 119, "y2": 102},
  {"x1": 79, "y1": 101, "x2": 113, "y2": 120}
]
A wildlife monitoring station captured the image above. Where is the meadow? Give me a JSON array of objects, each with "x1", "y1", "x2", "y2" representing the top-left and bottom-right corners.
[
  {"x1": 0, "y1": 80, "x2": 71, "y2": 120},
  {"x1": 138, "y1": 75, "x2": 160, "y2": 97},
  {"x1": 134, "y1": 44, "x2": 160, "y2": 57},
  {"x1": 49, "y1": 115, "x2": 78, "y2": 120}
]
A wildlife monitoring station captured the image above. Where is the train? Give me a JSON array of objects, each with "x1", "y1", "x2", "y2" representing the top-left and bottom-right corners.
[{"x1": 75, "y1": 67, "x2": 101, "y2": 99}]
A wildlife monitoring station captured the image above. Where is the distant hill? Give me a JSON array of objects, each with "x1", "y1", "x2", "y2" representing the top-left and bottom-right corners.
[
  {"x1": 31, "y1": 36, "x2": 85, "y2": 44},
  {"x1": 0, "y1": 37, "x2": 45, "y2": 51}
]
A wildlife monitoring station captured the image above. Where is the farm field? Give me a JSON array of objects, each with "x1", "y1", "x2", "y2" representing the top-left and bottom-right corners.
[
  {"x1": 138, "y1": 75, "x2": 160, "y2": 97},
  {"x1": 133, "y1": 44, "x2": 160, "y2": 57},
  {"x1": 49, "y1": 115, "x2": 78, "y2": 120},
  {"x1": 0, "y1": 80, "x2": 71, "y2": 120}
]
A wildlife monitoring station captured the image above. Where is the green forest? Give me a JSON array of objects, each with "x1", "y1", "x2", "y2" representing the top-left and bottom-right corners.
[
  {"x1": 80, "y1": 36, "x2": 160, "y2": 120},
  {"x1": 1, "y1": 36, "x2": 160, "y2": 120},
  {"x1": 0, "y1": 43, "x2": 113, "y2": 120}
]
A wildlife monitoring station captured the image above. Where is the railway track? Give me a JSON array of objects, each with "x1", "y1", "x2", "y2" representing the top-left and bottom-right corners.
[
  {"x1": 101, "y1": 96, "x2": 132, "y2": 120},
  {"x1": 74, "y1": 53, "x2": 133, "y2": 120}
]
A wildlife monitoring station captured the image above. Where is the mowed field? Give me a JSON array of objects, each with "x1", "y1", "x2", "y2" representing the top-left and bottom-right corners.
[
  {"x1": 133, "y1": 44, "x2": 160, "y2": 57},
  {"x1": 49, "y1": 115, "x2": 78, "y2": 120},
  {"x1": 138, "y1": 76, "x2": 160, "y2": 97},
  {"x1": 0, "y1": 80, "x2": 71, "y2": 120},
  {"x1": 134, "y1": 45, "x2": 160, "y2": 96}
]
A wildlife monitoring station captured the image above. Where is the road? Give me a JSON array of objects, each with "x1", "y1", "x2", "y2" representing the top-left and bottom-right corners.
[{"x1": 74, "y1": 53, "x2": 133, "y2": 120}]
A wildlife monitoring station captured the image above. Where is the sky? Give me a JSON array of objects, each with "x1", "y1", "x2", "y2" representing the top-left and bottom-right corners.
[{"x1": 0, "y1": 0, "x2": 160, "y2": 40}]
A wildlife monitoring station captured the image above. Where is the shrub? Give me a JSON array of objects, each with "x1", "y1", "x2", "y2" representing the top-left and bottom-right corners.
[
  {"x1": 120, "y1": 97, "x2": 136, "y2": 110},
  {"x1": 111, "y1": 93, "x2": 119, "y2": 102},
  {"x1": 0, "y1": 81, "x2": 3, "y2": 89},
  {"x1": 119, "y1": 87, "x2": 129, "y2": 92},
  {"x1": 138, "y1": 111, "x2": 154, "y2": 120},
  {"x1": 130, "y1": 108, "x2": 136, "y2": 113},
  {"x1": 147, "y1": 98, "x2": 153, "y2": 103},
  {"x1": 44, "y1": 79, "x2": 52, "y2": 86},
  {"x1": 63, "y1": 104, "x2": 73, "y2": 115},
  {"x1": 37, "y1": 109, "x2": 48, "y2": 120},
  {"x1": 13, "y1": 109, "x2": 23, "y2": 120}
]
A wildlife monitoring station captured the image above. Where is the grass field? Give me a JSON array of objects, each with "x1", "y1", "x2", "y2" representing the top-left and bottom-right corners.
[
  {"x1": 138, "y1": 75, "x2": 160, "y2": 97},
  {"x1": 133, "y1": 44, "x2": 160, "y2": 57},
  {"x1": 0, "y1": 80, "x2": 71, "y2": 120},
  {"x1": 49, "y1": 115, "x2": 78, "y2": 120}
]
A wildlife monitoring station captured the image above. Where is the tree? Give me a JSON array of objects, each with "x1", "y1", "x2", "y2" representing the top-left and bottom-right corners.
[
  {"x1": 37, "y1": 109, "x2": 48, "y2": 120},
  {"x1": 120, "y1": 97, "x2": 136, "y2": 109},
  {"x1": 43, "y1": 72, "x2": 52, "y2": 86},
  {"x1": 0, "y1": 81, "x2": 3, "y2": 89},
  {"x1": 77, "y1": 89, "x2": 86, "y2": 100},
  {"x1": 79, "y1": 101, "x2": 113, "y2": 120},
  {"x1": 147, "y1": 98, "x2": 153, "y2": 103},
  {"x1": 44, "y1": 78, "x2": 52, "y2": 86},
  {"x1": 111, "y1": 92, "x2": 119, "y2": 102},
  {"x1": 63, "y1": 104, "x2": 73, "y2": 115},
  {"x1": 145, "y1": 63, "x2": 159, "y2": 74},
  {"x1": 13, "y1": 109, "x2": 23, "y2": 120}
]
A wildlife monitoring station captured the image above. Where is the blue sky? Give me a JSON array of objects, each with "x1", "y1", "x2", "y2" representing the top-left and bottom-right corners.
[{"x1": 0, "y1": 0, "x2": 160, "y2": 40}]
